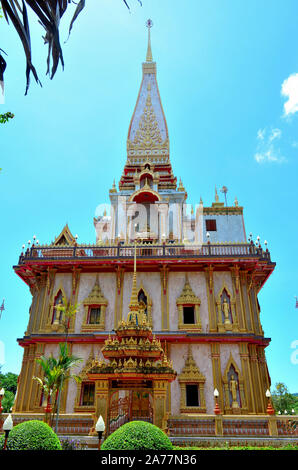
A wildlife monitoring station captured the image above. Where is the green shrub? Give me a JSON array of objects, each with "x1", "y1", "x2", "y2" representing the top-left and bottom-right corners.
[
  {"x1": 0, "y1": 420, "x2": 62, "y2": 450},
  {"x1": 101, "y1": 421, "x2": 173, "y2": 451}
]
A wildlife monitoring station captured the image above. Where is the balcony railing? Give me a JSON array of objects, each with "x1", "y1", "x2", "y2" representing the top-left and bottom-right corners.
[{"x1": 18, "y1": 242, "x2": 271, "y2": 264}]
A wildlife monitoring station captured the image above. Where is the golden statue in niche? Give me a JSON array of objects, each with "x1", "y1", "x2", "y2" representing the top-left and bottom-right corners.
[
  {"x1": 222, "y1": 298, "x2": 232, "y2": 325},
  {"x1": 229, "y1": 374, "x2": 239, "y2": 408}
]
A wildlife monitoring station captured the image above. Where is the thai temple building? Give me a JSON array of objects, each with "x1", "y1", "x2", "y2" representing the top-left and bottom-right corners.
[{"x1": 13, "y1": 22, "x2": 291, "y2": 440}]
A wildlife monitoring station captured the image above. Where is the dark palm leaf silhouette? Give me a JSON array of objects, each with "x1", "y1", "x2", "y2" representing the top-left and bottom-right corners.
[{"x1": 0, "y1": 0, "x2": 142, "y2": 95}]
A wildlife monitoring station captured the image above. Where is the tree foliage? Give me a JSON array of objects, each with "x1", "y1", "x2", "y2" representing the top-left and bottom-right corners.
[
  {"x1": 0, "y1": 0, "x2": 142, "y2": 95},
  {"x1": 271, "y1": 382, "x2": 298, "y2": 414},
  {"x1": 0, "y1": 111, "x2": 14, "y2": 123},
  {"x1": 0, "y1": 370, "x2": 18, "y2": 411},
  {"x1": 0, "y1": 370, "x2": 18, "y2": 394}
]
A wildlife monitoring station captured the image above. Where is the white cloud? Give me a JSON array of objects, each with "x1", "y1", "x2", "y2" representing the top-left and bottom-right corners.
[
  {"x1": 254, "y1": 127, "x2": 286, "y2": 163},
  {"x1": 257, "y1": 128, "x2": 265, "y2": 140},
  {"x1": 281, "y1": 73, "x2": 298, "y2": 116},
  {"x1": 269, "y1": 128, "x2": 281, "y2": 142}
]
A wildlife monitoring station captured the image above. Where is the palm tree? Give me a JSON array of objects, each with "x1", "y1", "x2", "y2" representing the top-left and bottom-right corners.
[
  {"x1": 53, "y1": 342, "x2": 82, "y2": 433},
  {"x1": 34, "y1": 343, "x2": 82, "y2": 428},
  {"x1": 33, "y1": 355, "x2": 63, "y2": 425}
]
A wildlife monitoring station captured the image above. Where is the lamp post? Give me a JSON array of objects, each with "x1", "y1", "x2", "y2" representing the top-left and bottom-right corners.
[
  {"x1": 0, "y1": 388, "x2": 4, "y2": 414},
  {"x1": 265, "y1": 389, "x2": 275, "y2": 415},
  {"x1": 3, "y1": 414, "x2": 13, "y2": 450},
  {"x1": 213, "y1": 388, "x2": 221, "y2": 415},
  {"x1": 95, "y1": 415, "x2": 105, "y2": 450}
]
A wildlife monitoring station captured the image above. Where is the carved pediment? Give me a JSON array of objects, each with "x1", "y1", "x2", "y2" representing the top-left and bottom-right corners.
[
  {"x1": 178, "y1": 347, "x2": 205, "y2": 383},
  {"x1": 83, "y1": 277, "x2": 107, "y2": 306},
  {"x1": 177, "y1": 278, "x2": 200, "y2": 306}
]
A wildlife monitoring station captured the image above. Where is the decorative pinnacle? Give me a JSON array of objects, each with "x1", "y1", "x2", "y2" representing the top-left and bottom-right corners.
[
  {"x1": 215, "y1": 185, "x2": 219, "y2": 202},
  {"x1": 129, "y1": 232, "x2": 139, "y2": 311},
  {"x1": 146, "y1": 19, "x2": 153, "y2": 62}
]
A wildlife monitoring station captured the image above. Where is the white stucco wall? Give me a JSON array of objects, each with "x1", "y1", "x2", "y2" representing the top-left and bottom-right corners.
[{"x1": 203, "y1": 214, "x2": 246, "y2": 243}]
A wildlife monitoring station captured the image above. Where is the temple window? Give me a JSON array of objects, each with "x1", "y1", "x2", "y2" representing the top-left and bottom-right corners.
[
  {"x1": 186, "y1": 384, "x2": 199, "y2": 407},
  {"x1": 183, "y1": 306, "x2": 195, "y2": 324},
  {"x1": 179, "y1": 347, "x2": 206, "y2": 413},
  {"x1": 81, "y1": 277, "x2": 108, "y2": 331},
  {"x1": 74, "y1": 353, "x2": 96, "y2": 411},
  {"x1": 80, "y1": 382, "x2": 95, "y2": 407},
  {"x1": 205, "y1": 219, "x2": 217, "y2": 231},
  {"x1": 176, "y1": 278, "x2": 201, "y2": 331},
  {"x1": 88, "y1": 307, "x2": 101, "y2": 325}
]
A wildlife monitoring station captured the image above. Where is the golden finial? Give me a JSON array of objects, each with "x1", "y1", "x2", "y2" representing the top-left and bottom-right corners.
[
  {"x1": 215, "y1": 186, "x2": 219, "y2": 202},
  {"x1": 110, "y1": 179, "x2": 117, "y2": 193},
  {"x1": 200, "y1": 196, "x2": 203, "y2": 205},
  {"x1": 146, "y1": 19, "x2": 153, "y2": 62},
  {"x1": 178, "y1": 178, "x2": 185, "y2": 192},
  {"x1": 234, "y1": 196, "x2": 239, "y2": 207}
]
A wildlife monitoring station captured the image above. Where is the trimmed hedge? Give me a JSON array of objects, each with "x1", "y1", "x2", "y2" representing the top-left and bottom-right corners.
[
  {"x1": 0, "y1": 420, "x2": 62, "y2": 450},
  {"x1": 101, "y1": 421, "x2": 173, "y2": 450}
]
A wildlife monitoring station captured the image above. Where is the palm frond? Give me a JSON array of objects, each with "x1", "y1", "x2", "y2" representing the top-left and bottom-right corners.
[{"x1": 0, "y1": 0, "x2": 142, "y2": 94}]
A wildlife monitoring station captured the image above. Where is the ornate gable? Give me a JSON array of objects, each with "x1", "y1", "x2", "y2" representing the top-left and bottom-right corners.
[
  {"x1": 178, "y1": 347, "x2": 205, "y2": 384},
  {"x1": 53, "y1": 224, "x2": 76, "y2": 246},
  {"x1": 83, "y1": 277, "x2": 107, "y2": 306},
  {"x1": 177, "y1": 277, "x2": 200, "y2": 306}
]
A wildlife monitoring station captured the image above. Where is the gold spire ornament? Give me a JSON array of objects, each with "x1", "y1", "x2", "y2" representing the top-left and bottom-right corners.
[
  {"x1": 215, "y1": 186, "x2": 219, "y2": 202},
  {"x1": 109, "y1": 179, "x2": 117, "y2": 193},
  {"x1": 146, "y1": 19, "x2": 153, "y2": 62},
  {"x1": 128, "y1": 234, "x2": 139, "y2": 312}
]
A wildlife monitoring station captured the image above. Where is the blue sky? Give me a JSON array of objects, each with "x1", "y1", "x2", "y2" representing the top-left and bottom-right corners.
[{"x1": 0, "y1": 0, "x2": 298, "y2": 392}]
